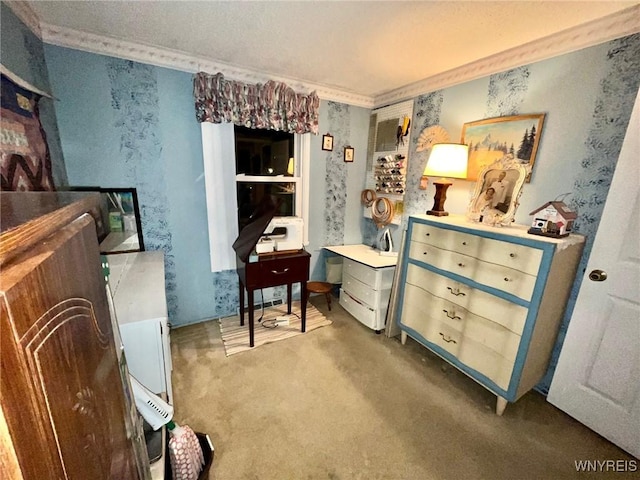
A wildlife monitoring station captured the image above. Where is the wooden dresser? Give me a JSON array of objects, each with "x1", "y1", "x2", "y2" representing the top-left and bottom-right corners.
[
  {"x1": 396, "y1": 215, "x2": 585, "y2": 414},
  {"x1": 0, "y1": 192, "x2": 149, "y2": 479}
]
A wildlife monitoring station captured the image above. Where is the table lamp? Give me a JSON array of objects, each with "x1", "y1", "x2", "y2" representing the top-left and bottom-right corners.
[{"x1": 423, "y1": 143, "x2": 468, "y2": 216}]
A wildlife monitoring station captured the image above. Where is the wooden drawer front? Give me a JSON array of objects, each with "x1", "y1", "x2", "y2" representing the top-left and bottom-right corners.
[
  {"x1": 400, "y1": 284, "x2": 461, "y2": 357},
  {"x1": 402, "y1": 280, "x2": 521, "y2": 363},
  {"x1": 463, "y1": 315, "x2": 521, "y2": 363},
  {"x1": 412, "y1": 221, "x2": 543, "y2": 275},
  {"x1": 343, "y1": 259, "x2": 378, "y2": 289},
  {"x1": 339, "y1": 289, "x2": 376, "y2": 324},
  {"x1": 412, "y1": 222, "x2": 481, "y2": 255},
  {"x1": 342, "y1": 272, "x2": 377, "y2": 309},
  {"x1": 405, "y1": 264, "x2": 527, "y2": 335},
  {"x1": 248, "y1": 255, "x2": 309, "y2": 288},
  {"x1": 457, "y1": 337, "x2": 516, "y2": 390},
  {"x1": 409, "y1": 241, "x2": 536, "y2": 301},
  {"x1": 477, "y1": 237, "x2": 543, "y2": 276}
]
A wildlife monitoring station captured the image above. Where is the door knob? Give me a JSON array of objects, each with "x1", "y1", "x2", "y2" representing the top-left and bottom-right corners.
[{"x1": 589, "y1": 269, "x2": 607, "y2": 282}]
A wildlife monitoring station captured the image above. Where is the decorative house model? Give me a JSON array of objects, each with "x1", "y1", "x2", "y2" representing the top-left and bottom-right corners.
[{"x1": 528, "y1": 201, "x2": 577, "y2": 238}]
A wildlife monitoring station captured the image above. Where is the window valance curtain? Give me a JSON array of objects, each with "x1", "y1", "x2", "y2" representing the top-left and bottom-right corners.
[{"x1": 194, "y1": 72, "x2": 319, "y2": 134}]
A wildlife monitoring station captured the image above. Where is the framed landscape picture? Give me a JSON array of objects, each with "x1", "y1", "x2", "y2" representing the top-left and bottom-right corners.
[{"x1": 461, "y1": 114, "x2": 545, "y2": 182}]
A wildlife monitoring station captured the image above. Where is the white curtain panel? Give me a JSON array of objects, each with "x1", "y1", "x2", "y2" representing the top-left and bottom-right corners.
[{"x1": 201, "y1": 122, "x2": 239, "y2": 272}]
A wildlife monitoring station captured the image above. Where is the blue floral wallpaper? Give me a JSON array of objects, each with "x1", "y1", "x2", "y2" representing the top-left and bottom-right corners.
[
  {"x1": 324, "y1": 101, "x2": 350, "y2": 246},
  {"x1": 106, "y1": 59, "x2": 179, "y2": 318},
  {"x1": 539, "y1": 33, "x2": 640, "y2": 391}
]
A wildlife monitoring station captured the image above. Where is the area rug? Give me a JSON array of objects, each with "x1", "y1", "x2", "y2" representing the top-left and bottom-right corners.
[{"x1": 218, "y1": 301, "x2": 332, "y2": 356}]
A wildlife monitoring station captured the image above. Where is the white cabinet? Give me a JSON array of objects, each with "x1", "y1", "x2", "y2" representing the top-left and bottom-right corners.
[
  {"x1": 325, "y1": 245, "x2": 397, "y2": 332},
  {"x1": 108, "y1": 251, "x2": 173, "y2": 404},
  {"x1": 396, "y1": 215, "x2": 585, "y2": 414}
]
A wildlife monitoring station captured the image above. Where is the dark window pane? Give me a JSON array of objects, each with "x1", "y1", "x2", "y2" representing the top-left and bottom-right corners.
[
  {"x1": 235, "y1": 125, "x2": 294, "y2": 176},
  {"x1": 237, "y1": 182, "x2": 295, "y2": 231}
]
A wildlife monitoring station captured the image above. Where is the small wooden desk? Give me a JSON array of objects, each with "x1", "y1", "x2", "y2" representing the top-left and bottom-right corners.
[{"x1": 236, "y1": 250, "x2": 310, "y2": 347}]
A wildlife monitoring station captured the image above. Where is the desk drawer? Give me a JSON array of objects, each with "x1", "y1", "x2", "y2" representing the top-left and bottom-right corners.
[{"x1": 245, "y1": 255, "x2": 309, "y2": 288}]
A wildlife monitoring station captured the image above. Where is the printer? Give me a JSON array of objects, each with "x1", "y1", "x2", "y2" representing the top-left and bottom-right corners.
[{"x1": 255, "y1": 216, "x2": 304, "y2": 254}]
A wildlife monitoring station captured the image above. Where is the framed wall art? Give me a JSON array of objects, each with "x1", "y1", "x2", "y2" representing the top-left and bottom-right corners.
[
  {"x1": 322, "y1": 133, "x2": 334, "y2": 151},
  {"x1": 344, "y1": 146, "x2": 354, "y2": 162},
  {"x1": 461, "y1": 114, "x2": 545, "y2": 182}
]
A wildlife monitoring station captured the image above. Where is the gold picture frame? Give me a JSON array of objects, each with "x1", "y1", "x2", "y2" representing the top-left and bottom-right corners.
[
  {"x1": 467, "y1": 154, "x2": 530, "y2": 226},
  {"x1": 461, "y1": 114, "x2": 545, "y2": 182}
]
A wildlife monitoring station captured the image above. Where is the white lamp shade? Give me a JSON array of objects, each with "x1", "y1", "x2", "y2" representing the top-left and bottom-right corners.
[{"x1": 423, "y1": 143, "x2": 469, "y2": 179}]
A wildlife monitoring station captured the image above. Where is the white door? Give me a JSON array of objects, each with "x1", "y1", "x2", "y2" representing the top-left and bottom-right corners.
[{"x1": 548, "y1": 90, "x2": 640, "y2": 458}]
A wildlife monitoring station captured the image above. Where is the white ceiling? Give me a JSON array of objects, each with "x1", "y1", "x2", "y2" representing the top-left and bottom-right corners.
[{"x1": 22, "y1": 1, "x2": 640, "y2": 100}]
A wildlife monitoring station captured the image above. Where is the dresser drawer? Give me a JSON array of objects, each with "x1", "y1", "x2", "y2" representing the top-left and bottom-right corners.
[
  {"x1": 412, "y1": 221, "x2": 543, "y2": 275},
  {"x1": 458, "y1": 337, "x2": 516, "y2": 390},
  {"x1": 401, "y1": 280, "x2": 520, "y2": 363},
  {"x1": 408, "y1": 242, "x2": 537, "y2": 301},
  {"x1": 400, "y1": 284, "x2": 461, "y2": 357},
  {"x1": 405, "y1": 264, "x2": 527, "y2": 335}
]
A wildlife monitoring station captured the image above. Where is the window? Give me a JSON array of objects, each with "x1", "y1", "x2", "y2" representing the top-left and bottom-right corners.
[
  {"x1": 235, "y1": 125, "x2": 296, "y2": 232},
  {"x1": 201, "y1": 122, "x2": 310, "y2": 272}
]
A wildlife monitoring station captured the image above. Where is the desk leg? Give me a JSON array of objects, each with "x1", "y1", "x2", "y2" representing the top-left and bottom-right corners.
[
  {"x1": 287, "y1": 283, "x2": 292, "y2": 314},
  {"x1": 301, "y1": 281, "x2": 307, "y2": 333},
  {"x1": 248, "y1": 289, "x2": 255, "y2": 347},
  {"x1": 239, "y1": 280, "x2": 245, "y2": 326}
]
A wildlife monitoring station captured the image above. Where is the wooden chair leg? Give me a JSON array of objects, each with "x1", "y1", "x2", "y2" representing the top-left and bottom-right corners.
[{"x1": 325, "y1": 292, "x2": 332, "y2": 311}]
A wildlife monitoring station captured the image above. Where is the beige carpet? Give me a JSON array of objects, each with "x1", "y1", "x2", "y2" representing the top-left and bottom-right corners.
[
  {"x1": 170, "y1": 297, "x2": 632, "y2": 479},
  {"x1": 218, "y1": 301, "x2": 331, "y2": 356}
]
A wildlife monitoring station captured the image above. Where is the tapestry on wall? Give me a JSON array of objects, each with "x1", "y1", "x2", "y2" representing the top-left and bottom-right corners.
[{"x1": 0, "y1": 74, "x2": 54, "y2": 191}]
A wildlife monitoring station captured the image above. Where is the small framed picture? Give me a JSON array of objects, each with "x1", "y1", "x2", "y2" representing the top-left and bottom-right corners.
[
  {"x1": 344, "y1": 146, "x2": 354, "y2": 162},
  {"x1": 322, "y1": 134, "x2": 334, "y2": 151}
]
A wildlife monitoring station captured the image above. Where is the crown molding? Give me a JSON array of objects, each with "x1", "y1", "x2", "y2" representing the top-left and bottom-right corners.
[
  {"x1": 8, "y1": 2, "x2": 638, "y2": 110},
  {"x1": 39, "y1": 23, "x2": 375, "y2": 108},
  {"x1": 4, "y1": 1, "x2": 41, "y2": 37},
  {"x1": 374, "y1": 5, "x2": 640, "y2": 107}
]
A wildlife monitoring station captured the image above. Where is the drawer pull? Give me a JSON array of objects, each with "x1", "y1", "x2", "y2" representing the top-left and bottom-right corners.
[
  {"x1": 271, "y1": 268, "x2": 290, "y2": 274},
  {"x1": 504, "y1": 277, "x2": 511, "y2": 282},
  {"x1": 439, "y1": 332, "x2": 457, "y2": 344},
  {"x1": 462, "y1": 241, "x2": 467, "y2": 246},
  {"x1": 447, "y1": 287, "x2": 466, "y2": 297},
  {"x1": 424, "y1": 232, "x2": 430, "y2": 237},
  {"x1": 423, "y1": 251, "x2": 428, "y2": 255},
  {"x1": 443, "y1": 309, "x2": 461, "y2": 320},
  {"x1": 509, "y1": 253, "x2": 516, "y2": 258},
  {"x1": 457, "y1": 263, "x2": 465, "y2": 267}
]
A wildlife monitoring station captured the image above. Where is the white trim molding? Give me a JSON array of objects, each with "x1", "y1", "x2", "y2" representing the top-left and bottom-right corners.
[
  {"x1": 7, "y1": 1, "x2": 639, "y2": 109},
  {"x1": 374, "y1": 5, "x2": 640, "y2": 107}
]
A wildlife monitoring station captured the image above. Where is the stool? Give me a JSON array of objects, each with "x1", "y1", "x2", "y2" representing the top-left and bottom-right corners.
[{"x1": 307, "y1": 281, "x2": 333, "y2": 310}]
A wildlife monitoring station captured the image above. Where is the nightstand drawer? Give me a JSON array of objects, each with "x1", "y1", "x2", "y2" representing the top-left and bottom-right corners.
[{"x1": 405, "y1": 264, "x2": 527, "y2": 334}]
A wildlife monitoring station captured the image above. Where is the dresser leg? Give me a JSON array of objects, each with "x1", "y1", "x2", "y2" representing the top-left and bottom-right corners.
[
  {"x1": 401, "y1": 331, "x2": 407, "y2": 345},
  {"x1": 496, "y1": 396, "x2": 508, "y2": 416}
]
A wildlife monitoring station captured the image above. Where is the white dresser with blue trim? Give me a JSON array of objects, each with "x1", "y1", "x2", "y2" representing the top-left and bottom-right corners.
[{"x1": 396, "y1": 214, "x2": 585, "y2": 414}]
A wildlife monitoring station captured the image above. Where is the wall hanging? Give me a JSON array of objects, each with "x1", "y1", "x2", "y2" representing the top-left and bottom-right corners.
[
  {"x1": 461, "y1": 114, "x2": 545, "y2": 182},
  {"x1": 322, "y1": 133, "x2": 333, "y2": 151},
  {"x1": 0, "y1": 74, "x2": 55, "y2": 191},
  {"x1": 344, "y1": 146, "x2": 354, "y2": 162}
]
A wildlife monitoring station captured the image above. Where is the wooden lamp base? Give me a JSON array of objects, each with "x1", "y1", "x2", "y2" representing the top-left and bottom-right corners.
[{"x1": 427, "y1": 180, "x2": 452, "y2": 216}]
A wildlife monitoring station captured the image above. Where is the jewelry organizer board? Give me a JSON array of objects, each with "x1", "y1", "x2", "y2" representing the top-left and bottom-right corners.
[{"x1": 364, "y1": 100, "x2": 414, "y2": 225}]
